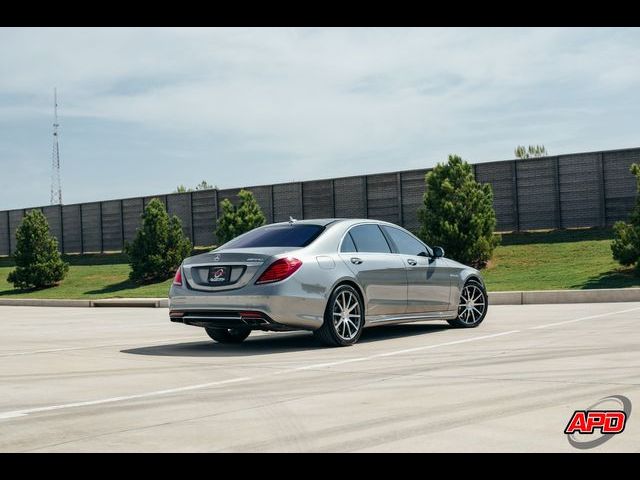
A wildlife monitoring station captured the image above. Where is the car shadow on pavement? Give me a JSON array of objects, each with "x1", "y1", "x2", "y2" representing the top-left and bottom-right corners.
[{"x1": 121, "y1": 323, "x2": 450, "y2": 357}]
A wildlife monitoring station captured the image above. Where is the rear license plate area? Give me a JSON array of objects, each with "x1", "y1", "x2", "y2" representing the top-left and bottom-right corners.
[{"x1": 208, "y1": 266, "x2": 231, "y2": 285}]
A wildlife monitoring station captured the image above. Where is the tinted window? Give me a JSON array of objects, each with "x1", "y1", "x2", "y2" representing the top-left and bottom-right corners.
[
  {"x1": 348, "y1": 224, "x2": 391, "y2": 253},
  {"x1": 224, "y1": 224, "x2": 325, "y2": 248},
  {"x1": 382, "y1": 226, "x2": 428, "y2": 256},
  {"x1": 340, "y1": 233, "x2": 357, "y2": 252}
]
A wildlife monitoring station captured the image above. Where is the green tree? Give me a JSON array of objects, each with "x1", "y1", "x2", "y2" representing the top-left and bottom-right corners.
[
  {"x1": 195, "y1": 180, "x2": 215, "y2": 190},
  {"x1": 174, "y1": 180, "x2": 216, "y2": 193},
  {"x1": 418, "y1": 154, "x2": 499, "y2": 269},
  {"x1": 515, "y1": 144, "x2": 548, "y2": 159},
  {"x1": 215, "y1": 189, "x2": 266, "y2": 245},
  {"x1": 611, "y1": 163, "x2": 640, "y2": 272},
  {"x1": 7, "y1": 210, "x2": 69, "y2": 290},
  {"x1": 125, "y1": 198, "x2": 192, "y2": 283}
]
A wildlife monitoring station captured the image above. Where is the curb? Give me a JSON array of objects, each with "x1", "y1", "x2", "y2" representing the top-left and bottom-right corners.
[
  {"x1": 0, "y1": 298, "x2": 169, "y2": 308},
  {"x1": 488, "y1": 288, "x2": 640, "y2": 305},
  {"x1": 1, "y1": 289, "x2": 640, "y2": 308}
]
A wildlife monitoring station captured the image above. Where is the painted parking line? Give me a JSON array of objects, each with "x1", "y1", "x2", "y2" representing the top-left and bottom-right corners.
[
  {"x1": 528, "y1": 306, "x2": 640, "y2": 330},
  {"x1": 292, "y1": 330, "x2": 520, "y2": 371},
  {"x1": 0, "y1": 304, "x2": 638, "y2": 421},
  {"x1": 0, "y1": 377, "x2": 252, "y2": 420}
]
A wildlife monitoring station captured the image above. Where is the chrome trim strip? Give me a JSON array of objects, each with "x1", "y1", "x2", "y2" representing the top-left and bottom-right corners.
[{"x1": 366, "y1": 311, "x2": 457, "y2": 325}]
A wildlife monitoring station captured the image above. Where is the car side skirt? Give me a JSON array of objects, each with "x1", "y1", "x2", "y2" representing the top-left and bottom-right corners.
[{"x1": 364, "y1": 310, "x2": 458, "y2": 327}]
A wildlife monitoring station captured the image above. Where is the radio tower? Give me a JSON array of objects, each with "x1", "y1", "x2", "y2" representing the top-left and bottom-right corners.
[{"x1": 50, "y1": 88, "x2": 62, "y2": 205}]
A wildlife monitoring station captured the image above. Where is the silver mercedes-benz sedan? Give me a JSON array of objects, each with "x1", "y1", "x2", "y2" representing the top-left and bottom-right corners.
[{"x1": 169, "y1": 218, "x2": 488, "y2": 347}]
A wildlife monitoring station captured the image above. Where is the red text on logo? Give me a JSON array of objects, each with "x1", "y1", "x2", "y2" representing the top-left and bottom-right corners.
[{"x1": 564, "y1": 411, "x2": 627, "y2": 435}]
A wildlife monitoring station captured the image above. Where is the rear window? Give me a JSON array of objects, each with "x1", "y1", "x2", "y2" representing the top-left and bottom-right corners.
[{"x1": 223, "y1": 224, "x2": 325, "y2": 248}]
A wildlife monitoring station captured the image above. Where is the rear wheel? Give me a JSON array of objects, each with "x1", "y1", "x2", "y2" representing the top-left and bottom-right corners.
[
  {"x1": 205, "y1": 327, "x2": 251, "y2": 344},
  {"x1": 314, "y1": 284, "x2": 364, "y2": 347},
  {"x1": 448, "y1": 279, "x2": 488, "y2": 328}
]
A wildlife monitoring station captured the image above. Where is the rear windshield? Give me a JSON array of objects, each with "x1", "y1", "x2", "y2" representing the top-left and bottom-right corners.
[{"x1": 223, "y1": 224, "x2": 325, "y2": 248}]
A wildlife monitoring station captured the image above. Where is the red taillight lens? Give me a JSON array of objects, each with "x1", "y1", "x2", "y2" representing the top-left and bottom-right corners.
[
  {"x1": 173, "y1": 267, "x2": 183, "y2": 286},
  {"x1": 255, "y1": 257, "x2": 302, "y2": 284}
]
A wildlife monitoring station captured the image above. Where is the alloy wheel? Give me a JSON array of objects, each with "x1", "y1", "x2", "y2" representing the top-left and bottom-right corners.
[
  {"x1": 457, "y1": 283, "x2": 486, "y2": 325},
  {"x1": 332, "y1": 290, "x2": 362, "y2": 341}
]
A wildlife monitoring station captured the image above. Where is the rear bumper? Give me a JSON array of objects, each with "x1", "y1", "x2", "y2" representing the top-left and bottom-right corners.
[
  {"x1": 169, "y1": 309, "x2": 295, "y2": 331},
  {"x1": 169, "y1": 280, "x2": 328, "y2": 331}
]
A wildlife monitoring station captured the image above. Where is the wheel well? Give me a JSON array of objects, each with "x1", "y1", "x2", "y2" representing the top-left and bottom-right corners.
[{"x1": 464, "y1": 275, "x2": 484, "y2": 288}]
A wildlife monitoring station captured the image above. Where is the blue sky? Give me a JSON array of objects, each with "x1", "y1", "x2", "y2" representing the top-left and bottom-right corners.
[{"x1": 1, "y1": 27, "x2": 639, "y2": 210}]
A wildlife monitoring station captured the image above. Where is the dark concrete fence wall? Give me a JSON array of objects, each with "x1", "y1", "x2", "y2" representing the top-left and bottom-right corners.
[{"x1": 0, "y1": 146, "x2": 638, "y2": 256}]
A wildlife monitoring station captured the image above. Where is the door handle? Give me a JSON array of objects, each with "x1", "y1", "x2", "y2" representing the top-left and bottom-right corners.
[
  {"x1": 350, "y1": 257, "x2": 363, "y2": 265},
  {"x1": 407, "y1": 259, "x2": 417, "y2": 266}
]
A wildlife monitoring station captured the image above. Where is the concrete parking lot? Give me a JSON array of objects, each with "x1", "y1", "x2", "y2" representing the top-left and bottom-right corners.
[{"x1": 0, "y1": 302, "x2": 639, "y2": 452}]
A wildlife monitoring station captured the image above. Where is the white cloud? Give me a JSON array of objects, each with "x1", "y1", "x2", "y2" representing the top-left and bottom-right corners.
[{"x1": 0, "y1": 27, "x2": 639, "y2": 208}]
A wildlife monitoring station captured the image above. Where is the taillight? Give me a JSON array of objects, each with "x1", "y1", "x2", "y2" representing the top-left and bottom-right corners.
[
  {"x1": 173, "y1": 266, "x2": 183, "y2": 286},
  {"x1": 255, "y1": 257, "x2": 302, "y2": 284}
]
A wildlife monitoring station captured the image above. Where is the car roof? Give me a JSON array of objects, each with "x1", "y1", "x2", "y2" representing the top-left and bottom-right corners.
[{"x1": 267, "y1": 218, "x2": 398, "y2": 228}]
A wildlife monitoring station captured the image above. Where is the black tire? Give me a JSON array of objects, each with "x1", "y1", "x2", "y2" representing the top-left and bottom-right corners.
[
  {"x1": 314, "y1": 284, "x2": 364, "y2": 347},
  {"x1": 205, "y1": 327, "x2": 251, "y2": 344},
  {"x1": 448, "y1": 278, "x2": 488, "y2": 328}
]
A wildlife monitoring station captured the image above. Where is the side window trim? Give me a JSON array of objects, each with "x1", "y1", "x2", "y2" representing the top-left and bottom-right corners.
[
  {"x1": 339, "y1": 231, "x2": 359, "y2": 253},
  {"x1": 349, "y1": 232, "x2": 359, "y2": 252},
  {"x1": 380, "y1": 226, "x2": 399, "y2": 254}
]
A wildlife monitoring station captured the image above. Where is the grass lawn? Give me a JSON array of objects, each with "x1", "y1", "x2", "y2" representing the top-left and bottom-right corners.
[
  {"x1": 482, "y1": 228, "x2": 639, "y2": 291},
  {"x1": 0, "y1": 247, "x2": 213, "y2": 299},
  {"x1": 0, "y1": 228, "x2": 638, "y2": 298}
]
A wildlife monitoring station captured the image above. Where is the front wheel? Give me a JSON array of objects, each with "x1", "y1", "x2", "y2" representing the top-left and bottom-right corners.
[
  {"x1": 314, "y1": 284, "x2": 364, "y2": 347},
  {"x1": 205, "y1": 327, "x2": 251, "y2": 344},
  {"x1": 447, "y1": 279, "x2": 488, "y2": 328}
]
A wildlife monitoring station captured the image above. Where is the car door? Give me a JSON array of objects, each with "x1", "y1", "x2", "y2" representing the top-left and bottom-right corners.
[
  {"x1": 381, "y1": 225, "x2": 452, "y2": 313},
  {"x1": 339, "y1": 224, "x2": 408, "y2": 316}
]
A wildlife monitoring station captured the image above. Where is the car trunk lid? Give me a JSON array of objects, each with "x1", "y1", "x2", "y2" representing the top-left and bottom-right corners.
[{"x1": 182, "y1": 247, "x2": 299, "y2": 291}]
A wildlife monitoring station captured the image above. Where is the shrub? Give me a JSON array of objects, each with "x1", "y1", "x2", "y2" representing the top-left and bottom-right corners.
[
  {"x1": 418, "y1": 154, "x2": 499, "y2": 269},
  {"x1": 125, "y1": 198, "x2": 192, "y2": 283},
  {"x1": 7, "y1": 209, "x2": 69, "y2": 290},
  {"x1": 612, "y1": 163, "x2": 640, "y2": 272},
  {"x1": 215, "y1": 189, "x2": 266, "y2": 245}
]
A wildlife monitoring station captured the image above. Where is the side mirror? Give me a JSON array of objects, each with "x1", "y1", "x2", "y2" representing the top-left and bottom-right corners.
[{"x1": 433, "y1": 246, "x2": 445, "y2": 258}]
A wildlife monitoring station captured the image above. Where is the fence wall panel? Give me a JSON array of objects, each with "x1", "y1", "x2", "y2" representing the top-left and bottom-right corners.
[
  {"x1": 334, "y1": 176, "x2": 367, "y2": 219},
  {"x1": 272, "y1": 183, "x2": 302, "y2": 223},
  {"x1": 0, "y1": 211, "x2": 9, "y2": 256},
  {"x1": 8, "y1": 210, "x2": 24, "y2": 255},
  {"x1": 101, "y1": 200, "x2": 123, "y2": 252},
  {"x1": 303, "y1": 179, "x2": 335, "y2": 219},
  {"x1": 166, "y1": 193, "x2": 192, "y2": 240},
  {"x1": 474, "y1": 161, "x2": 518, "y2": 232},
  {"x1": 366, "y1": 173, "x2": 400, "y2": 224},
  {"x1": 61, "y1": 204, "x2": 82, "y2": 254},
  {"x1": 400, "y1": 169, "x2": 429, "y2": 234},
  {"x1": 603, "y1": 149, "x2": 640, "y2": 225},
  {"x1": 558, "y1": 153, "x2": 602, "y2": 228},
  {"x1": 2, "y1": 147, "x2": 639, "y2": 255},
  {"x1": 42, "y1": 205, "x2": 63, "y2": 252},
  {"x1": 81, "y1": 202, "x2": 102, "y2": 253},
  {"x1": 516, "y1": 157, "x2": 559, "y2": 230},
  {"x1": 122, "y1": 198, "x2": 144, "y2": 245},
  {"x1": 192, "y1": 190, "x2": 217, "y2": 247}
]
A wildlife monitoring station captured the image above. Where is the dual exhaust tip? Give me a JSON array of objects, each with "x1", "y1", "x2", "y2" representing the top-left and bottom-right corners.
[{"x1": 169, "y1": 310, "x2": 269, "y2": 325}]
